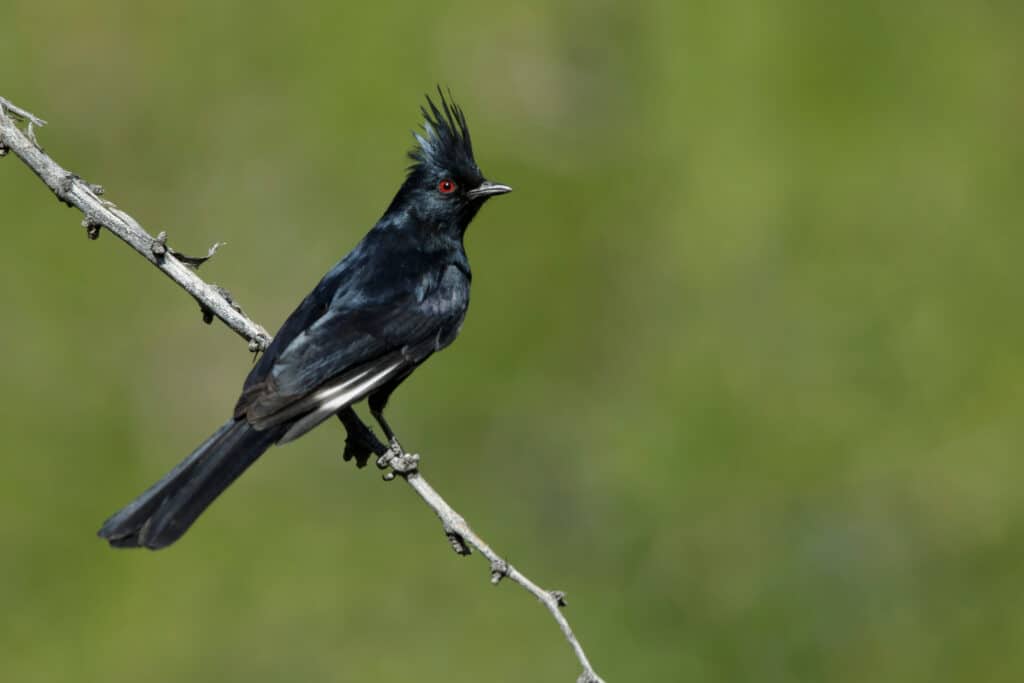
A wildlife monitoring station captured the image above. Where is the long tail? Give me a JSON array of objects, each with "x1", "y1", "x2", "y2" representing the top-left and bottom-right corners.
[{"x1": 98, "y1": 418, "x2": 282, "y2": 550}]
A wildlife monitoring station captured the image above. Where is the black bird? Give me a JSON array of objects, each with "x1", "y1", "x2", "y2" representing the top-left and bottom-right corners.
[{"x1": 98, "y1": 91, "x2": 511, "y2": 550}]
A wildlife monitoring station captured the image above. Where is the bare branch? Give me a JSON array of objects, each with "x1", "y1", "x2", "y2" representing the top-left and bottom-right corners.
[
  {"x1": 382, "y1": 453, "x2": 606, "y2": 683},
  {"x1": 0, "y1": 96, "x2": 271, "y2": 351},
  {"x1": 0, "y1": 95, "x2": 606, "y2": 682}
]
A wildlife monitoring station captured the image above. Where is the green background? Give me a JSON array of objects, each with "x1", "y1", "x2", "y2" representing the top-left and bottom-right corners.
[{"x1": 2, "y1": 2, "x2": 1022, "y2": 681}]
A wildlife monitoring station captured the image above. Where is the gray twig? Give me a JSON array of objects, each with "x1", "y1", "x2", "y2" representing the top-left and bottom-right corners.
[
  {"x1": 0, "y1": 96, "x2": 271, "y2": 350},
  {"x1": 0, "y1": 95, "x2": 605, "y2": 682},
  {"x1": 391, "y1": 462, "x2": 606, "y2": 683}
]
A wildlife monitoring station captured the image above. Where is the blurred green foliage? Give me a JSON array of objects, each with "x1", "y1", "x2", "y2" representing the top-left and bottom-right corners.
[{"x1": 2, "y1": 1, "x2": 1023, "y2": 681}]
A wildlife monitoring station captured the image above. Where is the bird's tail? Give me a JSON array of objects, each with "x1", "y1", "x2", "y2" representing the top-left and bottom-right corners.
[{"x1": 98, "y1": 418, "x2": 282, "y2": 550}]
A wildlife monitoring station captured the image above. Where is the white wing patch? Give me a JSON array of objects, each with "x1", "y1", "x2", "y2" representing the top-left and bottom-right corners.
[{"x1": 276, "y1": 358, "x2": 405, "y2": 444}]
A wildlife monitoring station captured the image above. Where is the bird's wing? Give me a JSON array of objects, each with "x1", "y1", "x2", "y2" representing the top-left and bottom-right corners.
[{"x1": 235, "y1": 280, "x2": 463, "y2": 441}]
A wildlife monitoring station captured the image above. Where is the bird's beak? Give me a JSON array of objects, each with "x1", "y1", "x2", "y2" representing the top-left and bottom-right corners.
[{"x1": 467, "y1": 180, "x2": 512, "y2": 200}]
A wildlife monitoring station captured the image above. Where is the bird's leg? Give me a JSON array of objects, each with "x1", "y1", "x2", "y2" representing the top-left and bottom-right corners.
[
  {"x1": 368, "y1": 389, "x2": 401, "y2": 459},
  {"x1": 373, "y1": 409, "x2": 402, "y2": 454},
  {"x1": 336, "y1": 407, "x2": 387, "y2": 468},
  {"x1": 367, "y1": 386, "x2": 419, "y2": 476},
  {"x1": 370, "y1": 407, "x2": 405, "y2": 470}
]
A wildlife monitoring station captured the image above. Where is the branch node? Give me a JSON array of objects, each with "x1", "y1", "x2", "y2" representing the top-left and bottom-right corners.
[
  {"x1": 550, "y1": 590, "x2": 568, "y2": 608},
  {"x1": 151, "y1": 231, "x2": 168, "y2": 257},
  {"x1": 577, "y1": 672, "x2": 601, "y2": 683},
  {"x1": 0, "y1": 97, "x2": 47, "y2": 151},
  {"x1": 490, "y1": 558, "x2": 509, "y2": 585},
  {"x1": 211, "y1": 285, "x2": 242, "y2": 313},
  {"x1": 391, "y1": 452, "x2": 420, "y2": 473},
  {"x1": 0, "y1": 96, "x2": 48, "y2": 130},
  {"x1": 81, "y1": 213, "x2": 103, "y2": 240},
  {"x1": 444, "y1": 528, "x2": 472, "y2": 556},
  {"x1": 199, "y1": 284, "x2": 229, "y2": 325},
  {"x1": 379, "y1": 450, "x2": 420, "y2": 481},
  {"x1": 56, "y1": 173, "x2": 77, "y2": 207},
  {"x1": 248, "y1": 330, "x2": 271, "y2": 353},
  {"x1": 56, "y1": 172, "x2": 103, "y2": 206},
  {"x1": 27, "y1": 120, "x2": 40, "y2": 147},
  {"x1": 169, "y1": 241, "x2": 224, "y2": 269}
]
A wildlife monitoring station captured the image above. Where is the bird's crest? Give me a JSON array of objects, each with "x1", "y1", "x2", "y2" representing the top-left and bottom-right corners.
[{"x1": 409, "y1": 88, "x2": 477, "y2": 176}]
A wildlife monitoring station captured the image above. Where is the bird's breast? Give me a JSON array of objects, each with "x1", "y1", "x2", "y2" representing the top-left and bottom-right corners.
[{"x1": 430, "y1": 263, "x2": 470, "y2": 348}]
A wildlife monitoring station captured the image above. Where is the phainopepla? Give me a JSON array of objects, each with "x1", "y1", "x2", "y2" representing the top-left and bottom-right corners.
[{"x1": 98, "y1": 90, "x2": 511, "y2": 550}]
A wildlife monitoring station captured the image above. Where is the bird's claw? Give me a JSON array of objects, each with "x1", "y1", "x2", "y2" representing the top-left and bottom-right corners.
[
  {"x1": 375, "y1": 437, "x2": 403, "y2": 469},
  {"x1": 377, "y1": 438, "x2": 419, "y2": 480},
  {"x1": 338, "y1": 409, "x2": 388, "y2": 468},
  {"x1": 342, "y1": 440, "x2": 373, "y2": 468}
]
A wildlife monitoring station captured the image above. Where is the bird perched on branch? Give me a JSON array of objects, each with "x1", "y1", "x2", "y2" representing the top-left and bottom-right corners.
[{"x1": 99, "y1": 90, "x2": 511, "y2": 550}]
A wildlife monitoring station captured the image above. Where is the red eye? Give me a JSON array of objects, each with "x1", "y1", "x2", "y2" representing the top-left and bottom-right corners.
[{"x1": 438, "y1": 178, "x2": 457, "y2": 194}]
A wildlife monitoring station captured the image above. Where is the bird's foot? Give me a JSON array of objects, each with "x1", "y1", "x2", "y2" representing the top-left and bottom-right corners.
[
  {"x1": 338, "y1": 409, "x2": 388, "y2": 468},
  {"x1": 376, "y1": 437, "x2": 419, "y2": 480},
  {"x1": 375, "y1": 436, "x2": 403, "y2": 467},
  {"x1": 342, "y1": 429, "x2": 387, "y2": 469}
]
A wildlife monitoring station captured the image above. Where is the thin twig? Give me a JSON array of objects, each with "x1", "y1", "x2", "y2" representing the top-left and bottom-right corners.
[
  {"x1": 0, "y1": 96, "x2": 271, "y2": 351},
  {"x1": 0, "y1": 95, "x2": 606, "y2": 682},
  {"x1": 384, "y1": 452, "x2": 606, "y2": 683}
]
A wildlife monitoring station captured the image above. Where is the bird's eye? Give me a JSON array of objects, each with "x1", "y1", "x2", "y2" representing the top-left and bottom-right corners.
[{"x1": 438, "y1": 179, "x2": 457, "y2": 194}]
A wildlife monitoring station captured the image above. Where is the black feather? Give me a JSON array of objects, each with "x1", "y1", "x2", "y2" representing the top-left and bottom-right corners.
[
  {"x1": 408, "y1": 86, "x2": 478, "y2": 178},
  {"x1": 98, "y1": 419, "x2": 283, "y2": 549}
]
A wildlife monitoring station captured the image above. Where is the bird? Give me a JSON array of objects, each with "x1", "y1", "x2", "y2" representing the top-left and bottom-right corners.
[{"x1": 98, "y1": 89, "x2": 511, "y2": 550}]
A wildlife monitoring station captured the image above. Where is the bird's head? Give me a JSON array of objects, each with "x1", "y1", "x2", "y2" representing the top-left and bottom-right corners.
[{"x1": 384, "y1": 89, "x2": 511, "y2": 234}]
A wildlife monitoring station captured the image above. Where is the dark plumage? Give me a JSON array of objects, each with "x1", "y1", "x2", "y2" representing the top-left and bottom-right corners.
[{"x1": 99, "y1": 90, "x2": 511, "y2": 550}]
